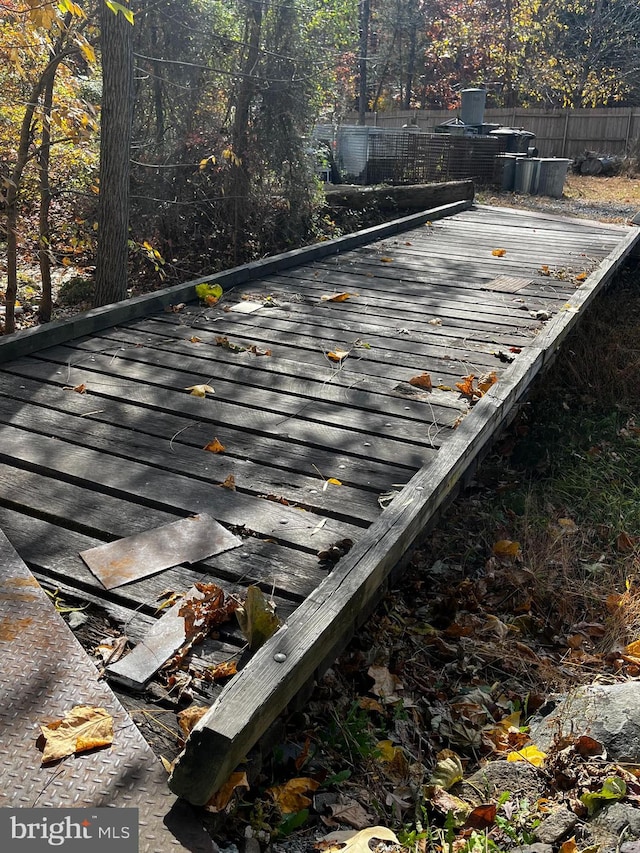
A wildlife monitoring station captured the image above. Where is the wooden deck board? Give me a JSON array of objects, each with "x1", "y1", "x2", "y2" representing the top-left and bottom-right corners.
[{"x1": 0, "y1": 202, "x2": 636, "y2": 809}]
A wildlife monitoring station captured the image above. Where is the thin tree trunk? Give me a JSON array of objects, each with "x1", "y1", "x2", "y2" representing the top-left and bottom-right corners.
[
  {"x1": 94, "y1": 4, "x2": 134, "y2": 307},
  {"x1": 38, "y1": 70, "x2": 54, "y2": 322},
  {"x1": 358, "y1": 0, "x2": 370, "y2": 125}
]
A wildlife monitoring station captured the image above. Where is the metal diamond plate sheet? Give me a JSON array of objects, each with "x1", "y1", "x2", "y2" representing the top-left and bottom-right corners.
[{"x1": 0, "y1": 530, "x2": 214, "y2": 853}]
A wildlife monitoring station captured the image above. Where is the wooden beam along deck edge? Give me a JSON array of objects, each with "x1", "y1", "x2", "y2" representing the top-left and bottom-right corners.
[
  {"x1": 167, "y1": 223, "x2": 640, "y2": 805},
  {"x1": 0, "y1": 200, "x2": 472, "y2": 363}
]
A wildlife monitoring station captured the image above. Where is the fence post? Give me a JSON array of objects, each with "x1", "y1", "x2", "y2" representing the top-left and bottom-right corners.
[
  {"x1": 625, "y1": 108, "x2": 633, "y2": 152},
  {"x1": 561, "y1": 109, "x2": 570, "y2": 157}
]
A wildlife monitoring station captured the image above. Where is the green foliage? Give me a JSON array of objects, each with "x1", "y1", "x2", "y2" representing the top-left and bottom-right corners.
[
  {"x1": 581, "y1": 776, "x2": 627, "y2": 815},
  {"x1": 58, "y1": 275, "x2": 94, "y2": 306}
]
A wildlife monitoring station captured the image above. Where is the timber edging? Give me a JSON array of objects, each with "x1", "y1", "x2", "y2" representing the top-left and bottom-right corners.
[
  {"x1": 167, "y1": 221, "x2": 640, "y2": 806},
  {"x1": 0, "y1": 192, "x2": 473, "y2": 363}
]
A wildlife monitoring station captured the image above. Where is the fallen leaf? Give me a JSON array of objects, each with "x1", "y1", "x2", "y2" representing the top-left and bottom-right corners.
[
  {"x1": 358, "y1": 696, "x2": 384, "y2": 713},
  {"x1": 329, "y1": 799, "x2": 376, "y2": 830},
  {"x1": 492, "y1": 248, "x2": 507, "y2": 257},
  {"x1": 368, "y1": 665, "x2": 403, "y2": 702},
  {"x1": 492, "y1": 539, "x2": 521, "y2": 558},
  {"x1": 506, "y1": 744, "x2": 546, "y2": 767},
  {"x1": 465, "y1": 803, "x2": 497, "y2": 829},
  {"x1": 195, "y1": 282, "x2": 223, "y2": 304},
  {"x1": 220, "y1": 474, "x2": 236, "y2": 490},
  {"x1": 428, "y1": 318, "x2": 442, "y2": 326},
  {"x1": 426, "y1": 787, "x2": 470, "y2": 823},
  {"x1": 559, "y1": 839, "x2": 577, "y2": 853},
  {"x1": 321, "y1": 293, "x2": 352, "y2": 302},
  {"x1": 205, "y1": 771, "x2": 250, "y2": 813},
  {"x1": 575, "y1": 735, "x2": 606, "y2": 758},
  {"x1": 326, "y1": 477, "x2": 342, "y2": 486},
  {"x1": 376, "y1": 739, "x2": 400, "y2": 762},
  {"x1": 266, "y1": 777, "x2": 319, "y2": 813},
  {"x1": 539, "y1": 264, "x2": 551, "y2": 276},
  {"x1": 235, "y1": 585, "x2": 281, "y2": 651},
  {"x1": 581, "y1": 776, "x2": 626, "y2": 815},
  {"x1": 186, "y1": 384, "x2": 215, "y2": 397},
  {"x1": 428, "y1": 750, "x2": 464, "y2": 789},
  {"x1": 617, "y1": 531, "x2": 637, "y2": 552},
  {"x1": 215, "y1": 336, "x2": 246, "y2": 353},
  {"x1": 327, "y1": 350, "x2": 350, "y2": 363},
  {"x1": 40, "y1": 705, "x2": 114, "y2": 764},
  {"x1": 409, "y1": 373, "x2": 433, "y2": 390},
  {"x1": 205, "y1": 660, "x2": 238, "y2": 681},
  {"x1": 203, "y1": 438, "x2": 225, "y2": 453},
  {"x1": 247, "y1": 344, "x2": 272, "y2": 356},
  {"x1": 379, "y1": 256, "x2": 394, "y2": 263},
  {"x1": 318, "y1": 826, "x2": 400, "y2": 852},
  {"x1": 177, "y1": 705, "x2": 209, "y2": 738},
  {"x1": 575, "y1": 271, "x2": 588, "y2": 282},
  {"x1": 477, "y1": 371, "x2": 498, "y2": 394}
]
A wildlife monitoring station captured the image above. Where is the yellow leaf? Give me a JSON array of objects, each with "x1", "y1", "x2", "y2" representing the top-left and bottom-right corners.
[
  {"x1": 321, "y1": 292, "x2": 352, "y2": 302},
  {"x1": 203, "y1": 438, "x2": 225, "y2": 453},
  {"x1": 205, "y1": 771, "x2": 249, "y2": 813},
  {"x1": 497, "y1": 710, "x2": 521, "y2": 731},
  {"x1": 477, "y1": 371, "x2": 498, "y2": 394},
  {"x1": 186, "y1": 384, "x2": 215, "y2": 397},
  {"x1": 507, "y1": 745, "x2": 547, "y2": 767},
  {"x1": 266, "y1": 777, "x2": 319, "y2": 813},
  {"x1": 379, "y1": 256, "x2": 394, "y2": 263},
  {"x1": 492, "y1": 248, "x2": 507, "y2": 257},
  {"x1": 40, "y1": 706, "x2": 113, "y2": 764},
  {"x1": 326, "y1": 477, "x2": 342, "y2": 486},
  {"x1": 177, "y1": 705, "x2": 209, "y2": 738},
  {"x1": 493, "y1": 539, "x2": 521, "y2": 558},
  {"x1": 320, "y1": 826, "x2": 400, "y2": 853},
  {"x1": 327, "y1": 350, "x2": 349, "y2": 362},
  {"x1": 624, "y1": 639, "x2": 640, "y2": 656},
  {"x1": 376, "y1": 739, "x2": 399, "y2": 762},
  {"x1": 428, "y1": 750, "x2": 464, "y2": 789}
]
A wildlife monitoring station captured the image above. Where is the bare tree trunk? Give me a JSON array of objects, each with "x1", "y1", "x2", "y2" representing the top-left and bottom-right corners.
[
  {"x1": 38, "y1": 70, "x2": 54, "y2": 323},
  {"x1": 94, "y1": 4, "x2": 134, "y2": 307},
  {"x1": 358, "y1": 0, "x2": 370, "y2": 125}
]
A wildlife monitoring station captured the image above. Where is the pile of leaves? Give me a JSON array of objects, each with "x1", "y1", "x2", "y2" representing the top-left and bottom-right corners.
[{"x1": 200, "y1": 264, "x2": 640, "y2": 852}]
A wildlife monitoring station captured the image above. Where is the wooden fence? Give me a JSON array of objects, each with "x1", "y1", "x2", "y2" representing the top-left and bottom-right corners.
[{"x1": 343, "y1": 107, "x2": 640, "y2": 159}]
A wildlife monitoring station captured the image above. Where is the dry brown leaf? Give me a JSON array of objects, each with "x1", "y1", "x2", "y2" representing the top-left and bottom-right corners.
[
  {"x1": 492, "y1": 248, "x2": 507, "y2": 257},
  {"x1": 266, "y1": 777, "x2": 320, "y2": 813},
  {"x1": 559, "y1": 838, "x2": 578, "y2": 853},
  {"x1": 205, "y1": 771, "x2": 250, "y2": 813},
  {"x1": 368, "y1": 665, "x2": 402, "y2": 702},
  {"x1": 177, "y1": 705, "x2": 209, "y2": 738},
  {"x1": 40, "y1": 705, "x2": 113, "y2": 764},
  {"x1": 203, "y1": 438, "x2": 225, "y2": 453},
  {"x1": 358, "y1": 696, "x2": 384, "y2": 713},
  {"x1": 189, "y1": 336, "x2": 202, "y2": 343},
  {"x1": 575, "y1": 272, "x2": 588, "y2": 282},
  {"x1": 206, "y1": 660, "x2": 238, "y2": 681},
  {"x1": 465, "y1": 803, "x2": 497, "y2": 829},
  {"x1": 327, "y1": 350, "x2": 350, "y2": 363},
  {"x1": 409, "y1": 373, "x2": 433, "y2": 390},
  {"x1": 477, "y1": 371, "x2": 498, "y2": 394},
  {"x1": 220, "y1": 474, "x2": 236, "y2": 490},
  {"x1": 328, "y1": 799, "x2": 376, "y2": 830},
  {"x1": 321, "y1": 292, "x2": 353, "y2": 302}
]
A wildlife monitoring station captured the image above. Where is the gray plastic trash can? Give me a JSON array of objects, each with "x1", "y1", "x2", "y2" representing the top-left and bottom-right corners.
[{"x1": 537, "y1": 158, "x2": 572, "y2": 198}]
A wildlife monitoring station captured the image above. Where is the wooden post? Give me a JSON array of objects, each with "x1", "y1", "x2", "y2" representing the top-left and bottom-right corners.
[
  {"x1": 561, "y1": 109, "x2": 570, "y2": 158},
  {"x1": 625, "y1": 108, "x2": 633, "y2": 152}
]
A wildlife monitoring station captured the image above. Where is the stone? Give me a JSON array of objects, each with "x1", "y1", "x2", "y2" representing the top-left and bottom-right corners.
[
  {"x1": 533, "y1": 806, "x2": 578, "y2": 845},
  {"x1": 456, "y1": 760, "x2": 547, "y2": 806},
  {"x1": 529, "y1": 682, "x2": 640, "y2": 761},
  {"x1": 509, "y1": 845, "x2": 553, "y2": 853}
]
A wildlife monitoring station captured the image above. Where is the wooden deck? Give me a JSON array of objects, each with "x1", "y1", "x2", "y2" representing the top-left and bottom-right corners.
[{"x1": 0, "y1": 201, "x2": 637, "y2": 807}]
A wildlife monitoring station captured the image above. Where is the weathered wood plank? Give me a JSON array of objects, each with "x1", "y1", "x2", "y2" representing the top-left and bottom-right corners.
[{"x1": 0, "y1": 370, "x2": 411, "y2": 493}]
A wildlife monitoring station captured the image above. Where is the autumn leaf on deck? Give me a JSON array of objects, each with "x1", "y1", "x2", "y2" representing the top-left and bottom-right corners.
[
  {"x1": 575, "y1": 271, "x2": 588, "y2": 282},
  {"x1": 540, "y1": 264, "x2": 551, "y2": 276},
  {"x1": 203, "y1": 438, "x2": 225, "y2": 453},
  {"x1": 186, "y1": 384, "x2": 215, "y2": 397},
  {"x1": 235, "y1": 585, "x2": 281, "y2": 651},
  {"x1": 247, "y1": 344, "x2": 272, "y2": 356},
  {"x1": 379, "y1": 256, "x2": 394, "y2": 263},
  {"x1": 39, "y1": 705, "x2": 113, "y2": 764},
  {"x1": 477, "y1": 371, "x2": 498, "y2": 394},
  {"x1": 206, "y1": 660, "x2": 238, "y2": 681},
  {"x1": 189, "y1": 335, "x2": 202, "y2": 344},
  {"x1": 63, "y1": 382, "x2": 87, "y2": 393},
  {"x1": 195, "y1": 282, "x2": 223, "y2": 305},
  {"x1": 492, "y1": 248, "x2": 507, "y2": 257},
  {"x1": 326, "y1": 350, "x2": 349, "y2": 363},
  {"x1": 409, "y1": 373, "x2": 432, "y2": 390},
  {"x1": 318, "y1": 826, "x2": 400, "y2": 853},
  {"x1": 215, "y1": 336, "x2": 246, "y2": 353},
  {"x1": 220, "y1": 474, "x2": 236, "y2": 490},
  {"x1": 456, "y1": 372, "x2": 498, "y2": 401},
  {"x1": 321, "y1": 292, "x2": 353, "y2": 302},
  {"x1": 266, "y1": 777, "x2": 319, "y2": 813}
]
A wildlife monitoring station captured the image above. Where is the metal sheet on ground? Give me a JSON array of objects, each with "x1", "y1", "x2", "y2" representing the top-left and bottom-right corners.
[
  {"x1": 0, "y1": 529, "x2": 214, "y2": 853},
  {"x1": 79, "y1": 513, "x2": 242, "y2": 589}
]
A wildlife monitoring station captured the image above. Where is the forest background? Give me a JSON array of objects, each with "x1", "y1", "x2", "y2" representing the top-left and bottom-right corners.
[{"x1": 2, "y1": 0, "x2": 640, "y2": 334}]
